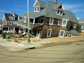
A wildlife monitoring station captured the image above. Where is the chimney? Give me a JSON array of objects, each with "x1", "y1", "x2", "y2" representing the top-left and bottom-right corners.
[{"x1": 54, "y1": 0, "x2": 57, "y2": 4}]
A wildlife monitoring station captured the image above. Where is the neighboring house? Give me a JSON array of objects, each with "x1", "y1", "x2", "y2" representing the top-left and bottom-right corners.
[
  {"x1": 3, "y1": 13, "x2": 21, "y2": 33},
  {"x1": 78, "y1": 18, "x2": 84, "y2": 32},
  {"x1": 20, "y1": 0, "x2": 80, "y2": 39},
  {"x1": 0, "y1": 20, "x2": 2, "y2": 34}
]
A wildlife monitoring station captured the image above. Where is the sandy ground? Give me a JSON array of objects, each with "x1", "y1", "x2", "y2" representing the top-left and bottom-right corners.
[
  {"x1": 0, "y1": 41, "x2": 84, "y2": 63},
  {"x1": 0, "y1": 33, "x2": 84, "y2": 63},
  {"x1": 6, "y1": 32, "x2": 84, "y2": 45}
]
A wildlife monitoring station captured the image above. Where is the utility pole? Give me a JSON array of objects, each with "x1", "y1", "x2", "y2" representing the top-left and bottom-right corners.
[{"x1": 27, "y1": 0, "x2": 30, "y2": 42}]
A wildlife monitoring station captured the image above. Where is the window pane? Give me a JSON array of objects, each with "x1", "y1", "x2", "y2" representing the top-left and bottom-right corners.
[{"x1": 63, "y1": 20, "x2": 66, "y2": 25}]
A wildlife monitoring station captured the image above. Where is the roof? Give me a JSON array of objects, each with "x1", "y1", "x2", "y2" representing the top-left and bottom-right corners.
[
  {"x1": 22, "y1": 0, "x2": 78, "y2": 23},
  {"x1": 4, "y1": 13, "x2": 18, "y2": 21},
  {"x1": 78, "y1": 18, "x2": 84, "y2": 23},
  {"x1": 70, "y1": 30, "x2": 80, "y2": 36},
  {"x1": 38, "y1": 0, "x2": 46, "y2": 8}
]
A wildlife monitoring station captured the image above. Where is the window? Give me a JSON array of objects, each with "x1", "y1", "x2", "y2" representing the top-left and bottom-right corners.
[
  {"x1": 58, "y1": 19, "x2": 62, "y2": 26},
  {"x1": 34, "y1": 6, "x2": 40, "y2": 12},
  {"x1": 59, "y1": 30, "x2": 65, "y2": 37},
  {"x1": 49, "y1": 18, "x2": 54, "y2": 25},
  {"x1": 18, "y1": 16, "x2": 24, "y2": 21},
  {"x1": 56, "y1": 10, "x2": 63, "y2": 16},
  {"x1": 9, "y1": 16, "x2": 15, "y2": 20},
  {"x1": 62, "y1": 19, "x2": 68, "y2": 26},
  {"x1": 47, "y1": 29, "x2": 52, "y2": 37}
]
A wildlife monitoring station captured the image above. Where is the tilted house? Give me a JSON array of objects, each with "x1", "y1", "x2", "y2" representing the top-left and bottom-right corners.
[{"x1": 22, "y1": 0, "x2": 80, "y2": 39}]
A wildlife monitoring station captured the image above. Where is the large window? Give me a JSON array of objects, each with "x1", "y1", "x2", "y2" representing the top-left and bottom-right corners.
[
  {"x1": 59, "y1": 30, "x2": 65, "y2": 37},
  {"x1": 49, "y1": 18, "x2": 54, "y2": 25},
  {"x1": 62, "y1": 19, "x2": 68, "y2": 26},
  {"x1": 47, "y1": 29, "x2": 52, "y2": 37},
  {"x1": 58, "y1": 19, "x2": 62, "y2": 26}
]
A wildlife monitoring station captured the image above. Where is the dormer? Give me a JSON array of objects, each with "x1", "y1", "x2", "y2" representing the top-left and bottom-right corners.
[
  {"x1": 33, "y1": 0, "x2": 46, "y2": 12},
  {"x1": 33, "y1": 0, "x2": 40, "y2": 12}
]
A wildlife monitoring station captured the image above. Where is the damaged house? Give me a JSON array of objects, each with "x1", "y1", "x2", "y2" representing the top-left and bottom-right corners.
[
  {"x1": 21, "y1": 0, "x2": 80, "y2": 39},
  {"x1": 2, "y1": 0, "x2": 81, "y2": 39}
]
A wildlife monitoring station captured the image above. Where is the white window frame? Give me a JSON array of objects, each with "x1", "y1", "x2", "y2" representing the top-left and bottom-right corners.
[
  {"x1": 59, "y1": 30, "x2": 65, "y2": 37},
  {"x1": 62, "y1": 19, "x2": 68, "y2": 27},
  {"x1": 47, "y1": 29, "x2": 52, "y2": 37},
  {"x1": 58, "y1": 19, "x2": 62, "y2": 26},
  {"x1": 49, "y1": 18, "x2": 54, "y2": 25},
  {"x1": 34, "y1": 6, "x2": 40, "y2": 12},
  {"x1": 18, "y1": 16, "x2": 24, "y2": 21}
]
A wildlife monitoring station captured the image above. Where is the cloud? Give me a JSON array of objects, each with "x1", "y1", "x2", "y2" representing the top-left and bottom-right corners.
[
  {"x1": 63, "y1": 3, "x2": 84, "y2": 13},
  {"x1": 63, "y1": 4, "x2": 83, "y2": 10},
  {"x1": 72, "y1": 9, "x2": 84, "y2": 13},
  {"x1": 0, "y1": 9, "x2": 7, "y2": 13}
]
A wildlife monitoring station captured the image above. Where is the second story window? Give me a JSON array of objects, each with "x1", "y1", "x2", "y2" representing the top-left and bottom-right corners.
[
  {"x1": 34, "y1": 6, "x2": 40, "y2": 12},
  {"x1": 58, "y1": 19, "x2": 62, "y2": 26},
  {"x1": 49, "y1": 18, "x2": 54, "y2": 25},
  {"x1": 62, "y1": 19, "x2": 68, "y2": 27}
]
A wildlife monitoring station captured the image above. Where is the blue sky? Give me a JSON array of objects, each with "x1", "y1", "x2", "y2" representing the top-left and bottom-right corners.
[{"x1": 0, "y1": 0, "x2": 84, "y2": 20}]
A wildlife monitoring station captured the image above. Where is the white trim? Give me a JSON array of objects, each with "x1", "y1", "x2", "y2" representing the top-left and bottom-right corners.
[
  {"x1": 59, "y1": 30, "x2": 65, "y2": 37},
  {"x1": 58, "y1": 19, "x2": 62, "y2": 26},
  {"x1": 34, "y1": 6, "x2": 40, "y2": 12},
  {"x1": 33, "y1": 0, "x2": 39, "y2": 6},
  {"x1": 62, "y1": 18, "x2": 69, "y2": 27},
  {"x1": 49, "y1": 18, "x2": 54, "y2": 25},
  {"x1": 47, "y1": 29, "x2": 52, "y2": 37},
  {"x1": 33, "y1": 19, "x2": 35, "y2": 24}
]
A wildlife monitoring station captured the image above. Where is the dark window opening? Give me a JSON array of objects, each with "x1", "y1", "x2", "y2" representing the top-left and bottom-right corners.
[
  {"x1": 35, "y1": 18, "x2": 44, "y2": 24},
  {"x1": 30, "y1": 19, "x2": 33, "y2": 23}
]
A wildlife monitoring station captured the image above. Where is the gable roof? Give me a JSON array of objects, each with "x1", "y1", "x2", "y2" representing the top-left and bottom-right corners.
[{"x1": 22, "y1": 0, "x2": 78, "y2": 23}]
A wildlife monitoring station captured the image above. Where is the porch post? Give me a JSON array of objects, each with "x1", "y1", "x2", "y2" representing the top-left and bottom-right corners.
[{"x1": 33, "y1": 19, "x2": 35, "y2": 24}]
